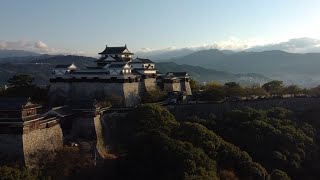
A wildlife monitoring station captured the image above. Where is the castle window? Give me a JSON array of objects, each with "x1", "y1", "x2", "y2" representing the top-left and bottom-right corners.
[{"x1": 81, "y1": 77, "x2": 87, "y2": 79}]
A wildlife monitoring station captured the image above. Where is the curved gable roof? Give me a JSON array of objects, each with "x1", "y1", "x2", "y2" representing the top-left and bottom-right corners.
[{"x1": 99, "y1": 45, "x2": 133, "y2": 55}]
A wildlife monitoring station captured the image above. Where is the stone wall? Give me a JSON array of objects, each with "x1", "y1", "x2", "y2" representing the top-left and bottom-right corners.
[
  {"x1": 50, "y1": 82, "x2": 143, "y2": 107},
  {"x1": 22, "y1": 124, "x2": 63, "y2": 168},
  {"x1": 0, "y1": 134, "x2": 24, "y2": 164},
  {"x1": 181, "y1": 81, "x2": 192, "y2": 95},
  {"x1": 164, "y1": 82, "x2": 181, "y2": 92},
  {"x1": 123, "y1": 82, "x2": 141, "y2": 107},
  {"x1": 71, "y1": 114, "x2": 98, "y2": 140},
  {"x1": 143, "y1": 78, "x2": 157, "y2": 91},
  {"x1": 170, "y1": 97, "x2": 320, "y2": 120}
]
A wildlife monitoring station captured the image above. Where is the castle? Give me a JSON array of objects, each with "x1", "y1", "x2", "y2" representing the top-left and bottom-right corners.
[
  {"x1": 0, "y1": 44, "x2": 193, "y2": 167},
  {"x1": 49, "y1": 45, "x2": 192, "y2": 106}
]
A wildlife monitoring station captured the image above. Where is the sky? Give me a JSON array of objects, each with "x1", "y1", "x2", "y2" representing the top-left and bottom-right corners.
[{"x1": 1, "y1": 0, "x2": 320, "y2": 56}]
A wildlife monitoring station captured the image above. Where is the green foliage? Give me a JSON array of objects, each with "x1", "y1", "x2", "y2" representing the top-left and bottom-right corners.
[
  {"x1": 245, "y1": 85, "x2": 268, "y2": 97},
  {"x1": 262, "y1": 80, "x2": 284, "y2": 95},
  {"x1": 125, "y1": 131, "x2": 219, "y2": 180},
  {"x1": 7, "y1": 74, "x2": 34, "y2": 88},
  {"x1": 127, "y1": 104, "x2": 179, "y2": 136},
  {"x1": 141, "y1": 87, "x2": 167, "y2": 103},
  {"x1": 0, "y1": 75, "x2": 49, "y2": 103},
  {"x1": 0, "y1": 166, "x2": 39, "y2": 180},
  {"x1": 224, "y1": 82, "x2": 245, "y2": 98},
  {"x1": 238, "y1": 161, "x2": 268, "y2": 180},
  {"x1": 283, "y1": 85, "x2": 302, "y2": 96},
  {"x1": 114, "y1": 103, "x2": 270, "y2": 180},
  {"x1": 103, "y1": 93, "x2": 123, "y2": 107},
  {"x1": 206, "y1": 108, "x2": 317, "y2": 177},
  {"x1": 40, "y1": 147, "x2": 94, "y2": 179},
  {"x1": 269, "y1": 169, "x2": 291, "y2": 180},
  {"x1": 202, "y1": 82, "x2": 225, "y2": 101},
  {"x1": 189, "y1": 78, "x2": 201, "y2": 92},
  {"x1": 310, "y1": 85, "x2": 320, "y2": 96}
]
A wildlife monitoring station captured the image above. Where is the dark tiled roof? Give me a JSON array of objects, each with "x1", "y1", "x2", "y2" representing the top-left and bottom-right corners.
[
  {"x1": 54, "y1": 64, "x2": 72, "y2": 69},
  {"x1": 132, "y1": 58, "x2": 154, "y2": 63},
  {"x1": 0, "y1": 97, "x2": 40, "y2": 110},
  {"x1": 72, "y1": 71, "x2": 107, "y2": 75},
  {"x1": 99, "y1": 46, "x2": 133, "y2": 55},
  {"x1": 131, "y1": 69, "x2": 143, "y2": 75},
  {"x1": 85, "y1": 67, "x2": 103, "y2": 69},
  {"x1": 166, "y1": 72, "x2": 188, "y2": 77},
  {"x1": 108, "y1": 64, "x2": 126, "y2": 68},
  {"x1": 133, "y1": 68, "x2": 158, "y2": 70}
]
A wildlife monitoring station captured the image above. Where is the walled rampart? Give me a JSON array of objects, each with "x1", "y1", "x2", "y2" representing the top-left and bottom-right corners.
[
  {"x1": 49, "y1": 82, "x2": 142, "y2": 107},
  {"x1": 0, "y1": 124, "x2": 63, "y2": 168}
]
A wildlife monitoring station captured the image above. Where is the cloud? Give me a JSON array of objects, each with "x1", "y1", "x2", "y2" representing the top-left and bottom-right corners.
[
  {"x1": 247, "y1": 37, "x2": 320, "y2": 53},
  {"x1": 0, "y1": 40, "x2": 87, "y2": 55},
  {"x1": 34, "y1": 41, "x2": 48, "y2": 49},
  {"x1": 137, "y1": 37, "x2": 320, "y2": 59}
]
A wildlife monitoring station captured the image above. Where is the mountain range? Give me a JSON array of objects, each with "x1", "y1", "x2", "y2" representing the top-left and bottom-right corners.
[
  {"x1": 2, "y1": 48, "x2": 320, "y2": 87},
  {"x1": 0, "y1": 49, "x2": 41, "y2": 58},
  {"x1": 159, "y1": 49, "x2": 320, "y2": 87},
  {"x1": 0, "y1": 50, "x2": 270, "y2": 87}
]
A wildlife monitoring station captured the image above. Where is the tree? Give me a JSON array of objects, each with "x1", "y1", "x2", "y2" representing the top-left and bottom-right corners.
[
  {"x1": 189, "y1": 78, "x2": 201, "y2": 92},
  {"x1": 245, "y1": 85, "x2": 267, "y2": 97},
  {"x1": 127, "y1": 104, "x2": 179, "y2": 136},
  {"x1": 262, "y1": 80, "x2": 284, "y2": 95},
  {"x1": 141, "y1": 87, "x2": 166, "y2": 103},
  {"x1": 283, "y1": 85, "x2": 302, "y2": 97},
  {"x1": 0, "y1": 165, "x2": 40, "y2": 180},
  {"x1": 202, "y1": 82, "x2": 225, "y2": 101},
  {"x1": 310, "y1": 85, "x2": 320, "y2": 97},
  {"x1": 269, "y1": 169, "x2": 291, "y2": 180},
  {"x1": 7, "y1": 75, "x2": 34, "y2": 88},
  {"x1": 125, "y1": 131, "x2": 219, "y2": 180},
  {"x1": 224, "y1": 82, "x2": 245, "y2": 98}
]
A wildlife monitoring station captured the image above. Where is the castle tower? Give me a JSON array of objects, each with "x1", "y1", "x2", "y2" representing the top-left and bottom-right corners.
[{"x1": 95, "y1": 45, "x2": 134, "y2": 67}]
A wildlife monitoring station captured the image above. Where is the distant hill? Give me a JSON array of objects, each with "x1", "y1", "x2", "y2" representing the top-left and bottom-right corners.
[
  {"x1": 0, "y1": 55, "x2": 269, "y2": 86},
  {"x1": 165, "y1": 49, "x2": 320, "y2": 87},
  {"x1": 156, "y1": 62, "x2": 270, "y2": 84},
  {"x1": 135, "y1": 48, "x2": 195, "y2": 60},
  {"x1": 0, "y1": 49, "x2": 41, "y2": 58}
]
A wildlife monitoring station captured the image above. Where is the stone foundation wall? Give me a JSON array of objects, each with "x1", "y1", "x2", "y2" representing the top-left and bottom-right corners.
[
  {"x1": 123, "y1": 82, "x2": 141, "y2": 107},
  {"x1": 71, "y1": 114, "x2": 98, "y2": 140},
  {"x1": 181, "y1": 81, "x2": 192, "y2": 95},
  {"x1": 22, "y1": 124, "x2": 63, "y2": 168},
  {"x1": 143, "y1": 78, "x2": 157, "y2": 91},
  {"x1": 164, "y1": 82, "x2": 181, "y2": 92},
  {"x1": 50, "y1": 82, "x2": 143, "y2": 107}
]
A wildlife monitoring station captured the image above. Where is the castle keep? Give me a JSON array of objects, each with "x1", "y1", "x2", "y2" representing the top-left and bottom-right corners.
[{"x1": 49, "y1": 45, "x2": 192, "y2": 106}]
